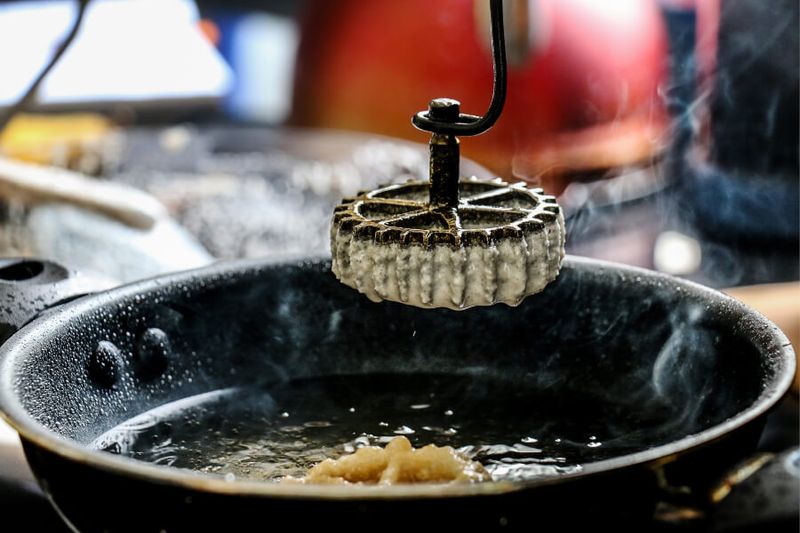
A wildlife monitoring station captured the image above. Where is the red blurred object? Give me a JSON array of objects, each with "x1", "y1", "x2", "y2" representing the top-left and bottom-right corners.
[
  {"x1": 197, "y1": 19, "x2": 221, "y2": 47},
  {"x1": 291, "y1": 0, "x2": 669, "y2": 191}
]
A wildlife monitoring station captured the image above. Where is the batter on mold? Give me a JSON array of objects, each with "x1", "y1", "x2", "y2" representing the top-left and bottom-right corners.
[{"x1": 331, "y1": 178, "x2": 565, "y2": 310}]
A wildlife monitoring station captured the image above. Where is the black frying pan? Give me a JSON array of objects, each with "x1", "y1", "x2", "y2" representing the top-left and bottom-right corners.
[{"x1": 0, "y1": 256, "x2": 794, "y2": 532}]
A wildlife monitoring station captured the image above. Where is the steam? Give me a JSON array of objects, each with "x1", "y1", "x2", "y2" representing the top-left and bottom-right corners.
[
  {"x1": 651, "y1": 303, "x2": 713, "y2": 409},
  {"x1": 546, "y1": 1, "x2": 798, "y2": 288}
]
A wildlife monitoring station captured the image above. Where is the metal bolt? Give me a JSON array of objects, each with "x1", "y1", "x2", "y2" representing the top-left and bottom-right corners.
[{"x1": 428, "y1": 98, "x2": 461, "y2": 123}]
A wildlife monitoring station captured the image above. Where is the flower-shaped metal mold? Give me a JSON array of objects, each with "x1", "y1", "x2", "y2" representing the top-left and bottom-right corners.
[{"x1": 331, "y1": 177, "x2": 565, "y2": 310}]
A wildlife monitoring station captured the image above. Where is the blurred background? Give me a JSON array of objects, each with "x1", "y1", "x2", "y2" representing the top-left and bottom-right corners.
[
  {"x1": 0, "y1": 1, "x2": 797, "y2": 528},
  {"x1": 0, "y1": 0, "x2": 796, "y2": 283},
  {"x1": 0, "y1": 0, "x2": 796, "y2": 349}
]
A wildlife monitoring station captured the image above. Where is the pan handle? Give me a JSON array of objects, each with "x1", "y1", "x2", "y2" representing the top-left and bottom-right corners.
[
  {"x1": 0, "y1": 257, "x2": 113, "y2": 344},
  {"x1": 653, "y1": 446, "x2": 800, "y2": 528},
  {"x1": 709, "y1": 446, "x2": 799, "y2": 529}
]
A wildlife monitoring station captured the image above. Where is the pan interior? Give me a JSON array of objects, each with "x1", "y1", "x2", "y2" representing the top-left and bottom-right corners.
[
  {"x1": 89, "y1": 370, "x2": 695, "y2": 482},
  {"x1": 5, "y1": 259, "x2": 771, "y2": 485}
]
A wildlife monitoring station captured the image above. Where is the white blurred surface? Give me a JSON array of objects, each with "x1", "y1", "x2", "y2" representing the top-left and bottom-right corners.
[{"x1": 0, "y1": 0, "x2": 232, "y2": 107}]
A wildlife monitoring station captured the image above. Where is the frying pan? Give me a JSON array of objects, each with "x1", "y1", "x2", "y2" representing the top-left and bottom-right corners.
[{"x1": 0, "y1": 255, "x2": 794, "y2": 532}]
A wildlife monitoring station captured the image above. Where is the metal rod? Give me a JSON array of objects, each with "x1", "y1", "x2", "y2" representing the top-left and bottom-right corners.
[
  {"x1": 429, "y1": 133, "x2": 460, "y2": 207},
  {"x1": 427, "y1": 98, "x2": 461, "y2": 207},
  {"x1": 411, "y1": 0, "x2": 507, "y2": 137},
  {"x1": 413, "y1": 0, "x2": 508, "y2": 208}
]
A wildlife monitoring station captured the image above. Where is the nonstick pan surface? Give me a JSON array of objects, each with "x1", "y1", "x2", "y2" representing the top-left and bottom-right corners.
[{"x1": 0, "y1": 256, "x2": 794, "y2": 531}]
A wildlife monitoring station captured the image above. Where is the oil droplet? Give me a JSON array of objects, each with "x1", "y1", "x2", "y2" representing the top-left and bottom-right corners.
[
  {"x1": 348, "y1": 407, "x2": 356, "y2": 413},
  {"x1": 444, "y1": 409, "x2": 454, "y2": 416},
  {"x1": 304, "y1": 421, "x2": 332, "y2": 428}
]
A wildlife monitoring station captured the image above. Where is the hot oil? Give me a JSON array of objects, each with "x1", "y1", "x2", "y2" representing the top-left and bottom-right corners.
[{"x1": 91, "y1": 373, "x2": 678, "y2": 483}]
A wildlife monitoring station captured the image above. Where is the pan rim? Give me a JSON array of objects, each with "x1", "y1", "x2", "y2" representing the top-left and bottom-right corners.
[{"x1": 0, "y1": 255, "x2": 795, "y2": 500}]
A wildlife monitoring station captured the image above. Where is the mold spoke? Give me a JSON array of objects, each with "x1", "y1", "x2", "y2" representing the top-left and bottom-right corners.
[
  {"x1": 436, "y1": 209, "x2": 462, "y2": 232},
  {"x1": 366, "y1": 198, "x2": 428, "y2": 208},
  {"x1": 462, "y1": 188, "x2": 517, "y2": 205},
  {"x1": 462, "y1": 205, "x2": 529, "y2": 218},
  {"x1": 379, "y1": 210, "x2": 430, "y2": 226}
]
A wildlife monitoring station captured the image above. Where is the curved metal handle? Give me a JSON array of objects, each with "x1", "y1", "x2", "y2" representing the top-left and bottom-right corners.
[
  {"x1": 411, "y1": 0, "x2": 507, "y2": 137},
  {"x1": 0, "y1": 0, "x2": 90, "y2": 134}
]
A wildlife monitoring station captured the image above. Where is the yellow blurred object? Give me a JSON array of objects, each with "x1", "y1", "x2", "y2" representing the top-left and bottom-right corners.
[
  {"x1": 0, "y1": 113, "x2": 114, "y2": 172},
  {"x1": 725, "y1": 282, "x2": 800, "y2": 392}
]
